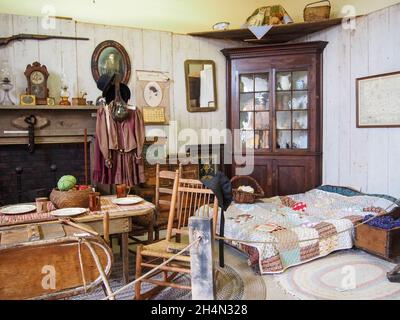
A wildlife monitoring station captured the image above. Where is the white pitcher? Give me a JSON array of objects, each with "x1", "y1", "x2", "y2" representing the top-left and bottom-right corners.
[{"x1": 279, "y1": 74, "x2": 291, "y2": 90}]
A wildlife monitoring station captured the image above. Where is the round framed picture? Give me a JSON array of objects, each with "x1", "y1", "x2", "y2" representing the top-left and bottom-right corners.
[
  {"x1": 91, "y1": 40, "x2": 131, "y2": 84},
  {"x1": 143, "y1": 81, "x2": 163, "y2": 107}
]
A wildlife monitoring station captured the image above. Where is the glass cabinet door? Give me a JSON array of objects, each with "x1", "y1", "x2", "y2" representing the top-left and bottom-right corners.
[
  {"x1": 276, "y1": 70, "x2": 308, "y2": 150},
  {"x1": 239, "y1": 73, "x2": 270, "y2": 150}
]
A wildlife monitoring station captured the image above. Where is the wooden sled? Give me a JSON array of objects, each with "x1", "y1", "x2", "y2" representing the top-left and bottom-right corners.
[{"x1": 0, "y1": 222, "x2": 113, "y2": 300}]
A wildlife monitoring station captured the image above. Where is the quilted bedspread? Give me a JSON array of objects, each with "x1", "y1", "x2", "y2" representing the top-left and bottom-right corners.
[{"x1": 222, "y1": 188, "x2": 398, "y2": 274}]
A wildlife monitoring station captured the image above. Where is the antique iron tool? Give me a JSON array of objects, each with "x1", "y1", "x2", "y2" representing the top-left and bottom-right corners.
[{"x1": 24, "y1": 115, "x2": 37, "y2": 153}]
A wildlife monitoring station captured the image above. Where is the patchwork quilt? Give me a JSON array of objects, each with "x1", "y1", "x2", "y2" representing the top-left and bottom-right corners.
[{"x1": 222, "y1": 188, "x2": 398, "y2": 274}]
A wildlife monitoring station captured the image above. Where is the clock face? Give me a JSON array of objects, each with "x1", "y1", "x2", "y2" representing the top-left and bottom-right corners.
[{"x1": 30, "y1": 71, "x2": 45, "y2": 85}]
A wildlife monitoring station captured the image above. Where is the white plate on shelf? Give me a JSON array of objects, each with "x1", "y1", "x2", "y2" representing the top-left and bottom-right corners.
[
  {"x1": 50, "y1": 207, "x2": 87, "y2": 217},
  {"x1": 112, "y1": 196, "x2": 143, "y2": 206},
  {"x1": 0, "y1": 204, "x2": 37, "y2": 215}
]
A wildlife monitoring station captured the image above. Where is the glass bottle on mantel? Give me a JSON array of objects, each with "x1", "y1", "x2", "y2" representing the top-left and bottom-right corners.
[
  {"x1": 111, "y1": 73, "x2": 129, "y2": 122},
  {"x1": 0, "y1": 60, "x2": 15, "y2": 105},
  {"x1": 59, "y1": 72, "x2": 71, "y2": 106}
]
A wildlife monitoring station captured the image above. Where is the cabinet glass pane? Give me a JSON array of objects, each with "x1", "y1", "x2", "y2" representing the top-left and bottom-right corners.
[
  {"x1": 277, "y1": 130, "x2": 291, "y2": 149},
  {"x1": 255, "y1": 112, "x2": 269, "y2": 130},
  {"x1": 255, "y1": 130, "x2": 269, "y2": 149},
  {"x1": 240, "y1": 75, "x2": 254, "y2": 92},
  {"x1": 292, "y1": 71, "x2": 308, "y2": 90},
  {"x1": 276, "y1": 72, "x2": 292, "y2": 91},
  {"x1": 255, "y1": 92, "x2": 269, "y2": 110},
  {"x1": 238, "y1": 72, "x2": 270, "y2": 151},
  {"x1": 276, "y1": 92, "x2": 292, "y2": 110},
  {"x1": 292, "y1": 91, "x2": 308, "y2": 110},
  {"x1": 240, "y1": 112, "x2": 254, "y2": 130},
  {"x1": 240, "y1": 93, "x2": 254, "y2": 111},
  {"x1": 292, "y1": 111, "x2": 308, "y2": 129},
  {"x1": 240, "y1": 130, "x2": 254, "y2": 149},
  {"x1": 276, "y1": 111, "x2": 291, "y2": 129},
  {"x1": 292, "y1": 131, "x2": 308, "y2": 149},
  {"x1": 255, "y1": 74, "x2": 269, "y2": 92}
]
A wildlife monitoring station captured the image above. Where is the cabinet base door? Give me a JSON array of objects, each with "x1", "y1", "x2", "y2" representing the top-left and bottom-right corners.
[{"x1": 273, "y1": 157, "x2": 320, "y2": 196}]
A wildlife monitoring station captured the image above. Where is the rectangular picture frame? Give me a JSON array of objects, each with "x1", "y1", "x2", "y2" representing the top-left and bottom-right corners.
[{"x1": 356, "y1": 71, "x2": 400, "y2": 128}]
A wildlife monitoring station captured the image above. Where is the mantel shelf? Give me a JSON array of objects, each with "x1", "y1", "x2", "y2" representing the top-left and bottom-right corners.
[
  {"x1": 0, "y1": 105, "x2": 99, "y2": 111},
  {"x1": 188, "y1": 18, "x2": 361, "y2": 45}
]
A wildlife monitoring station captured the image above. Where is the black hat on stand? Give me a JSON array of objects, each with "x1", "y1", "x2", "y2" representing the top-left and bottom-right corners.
[
  {"x1": 201, "y1": 172, "x2": 233, "y2": 211},
  {"x1": 96, "y1": 73, "x2": 131, "y2": 104},
  {"x1": 201, "y1": 171, "x2": 232, "y2": 268}
]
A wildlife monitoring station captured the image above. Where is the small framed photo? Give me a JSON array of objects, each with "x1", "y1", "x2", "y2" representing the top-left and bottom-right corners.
[
  {"x1": 20, "y1": 94, "x2": 36, "y2": 106},
  {"x1": 47, "y1": 97, "x2": 56, "y2": 106}
]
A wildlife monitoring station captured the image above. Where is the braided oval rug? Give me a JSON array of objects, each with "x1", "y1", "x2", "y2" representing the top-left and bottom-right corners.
[{"x1": 274, "y1": 250, "x2": 400, "y2": 300}]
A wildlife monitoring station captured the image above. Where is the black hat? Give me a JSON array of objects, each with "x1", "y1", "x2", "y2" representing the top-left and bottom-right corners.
[
  {"x1": 96, "y1": 74, "x2": 131, "y2": 104},
  {"x1": 201, "y1": 172, "x2": 233, "y2": 211}
]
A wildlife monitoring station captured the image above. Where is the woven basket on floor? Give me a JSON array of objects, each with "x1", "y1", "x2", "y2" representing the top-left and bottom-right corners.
[
  {"x1": 230, "y1": 176, "x2": 264, "y2": 204},
  {"x1": 50, "y1": 188, "x2": 91, "y2": 209},
  {"x1": 304, "y1": 0, "x2": 331, "y2": 22}
]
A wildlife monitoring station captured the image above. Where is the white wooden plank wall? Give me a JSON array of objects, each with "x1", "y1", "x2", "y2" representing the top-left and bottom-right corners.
[
  {"x1": 301, "y1": 3, "x2": 400, "y2": 197},
  {"x1": 0, "y1": 14, "x2": 242, "y2": 156},
  {"x1": 2, "y1": 3, "x2": 400, "y2": 197}
]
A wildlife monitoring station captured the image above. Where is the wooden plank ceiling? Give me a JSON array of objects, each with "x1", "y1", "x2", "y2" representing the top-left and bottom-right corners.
[{"x1": 188, "y1": 18, "x2": 345, "y2": 45}]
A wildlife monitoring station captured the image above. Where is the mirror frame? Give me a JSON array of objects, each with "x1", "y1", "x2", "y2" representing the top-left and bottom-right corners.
[{"x1": 184, "y1": 60, "x2": 217, "y2": 113}]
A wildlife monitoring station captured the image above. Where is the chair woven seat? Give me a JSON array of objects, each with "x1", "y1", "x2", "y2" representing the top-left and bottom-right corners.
[{"x1": 141, "y1": 240, "x2": 191, "y2": 262}]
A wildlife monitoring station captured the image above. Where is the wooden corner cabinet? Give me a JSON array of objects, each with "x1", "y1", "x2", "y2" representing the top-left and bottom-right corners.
[{"x1": 222, "y1": 41, "x2": 327, "y2": 197}]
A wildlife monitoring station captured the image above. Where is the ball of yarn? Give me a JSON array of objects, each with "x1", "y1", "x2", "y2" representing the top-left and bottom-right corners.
[{"x1": 57, "y1": 175, "x2": 77, "y2": 191}]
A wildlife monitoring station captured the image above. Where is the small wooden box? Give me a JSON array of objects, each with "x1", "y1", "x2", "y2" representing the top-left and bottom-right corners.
[
  {"x1": 72, "y1": 98, "x2": 87, "y2": 106},
  {"x1": 355, "y1": 213, "x2": 400, "y2": 262}
]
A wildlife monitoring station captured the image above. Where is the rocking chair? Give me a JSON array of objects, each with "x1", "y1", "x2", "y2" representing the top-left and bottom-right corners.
[{"x1": 134, "y1": 170, "x2": 218, "y2": 300}]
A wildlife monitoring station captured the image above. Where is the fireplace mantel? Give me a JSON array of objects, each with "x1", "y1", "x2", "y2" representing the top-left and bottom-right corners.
[
  {"x1": 0, "y1": 106, "x2": 98, "y2": 145},
  {"x1": 0, "y1": 105, "x2": 99, "y2": 111},
  {"x1": 0, "y1": 106, "x2": 98, "y2": 203}
]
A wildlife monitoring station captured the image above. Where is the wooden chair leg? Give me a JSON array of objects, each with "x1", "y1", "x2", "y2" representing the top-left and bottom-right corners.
[
  {"x1": 162, "y1": 258, "x2": 168, "y2": 281},
  {"x1": 118, "y1": 235, "x2": 122, "y2": 258},
  {"x1": 148, "y1": 224, "x2": 154, "y2": 243},
  {"x1": 135, "y1": 245, "x2": 143, "y2": 300},
  {"x1": 154, "y1": 227, "x2": 160, "y2": 241}
]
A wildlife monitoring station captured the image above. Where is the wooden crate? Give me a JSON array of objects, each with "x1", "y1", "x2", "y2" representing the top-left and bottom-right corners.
[{"x1": 355, "y1": 219, "x2": 400, "y2": 262}]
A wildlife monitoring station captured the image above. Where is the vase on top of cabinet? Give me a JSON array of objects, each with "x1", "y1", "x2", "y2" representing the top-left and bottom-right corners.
[{"x1": 222, "y1": 41, "x2": 327, "y2": 197}]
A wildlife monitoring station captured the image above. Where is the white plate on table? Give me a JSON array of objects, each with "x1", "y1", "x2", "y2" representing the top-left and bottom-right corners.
[
  {"x1": 112, "y1": 196, "x2": 143, "y2": 206},
  {"x1": 50, "y1": 207, "x2": 87, "y2": 217},
  {"x1": 0, "y1": 204, "x2": 37, "y2": 215}
]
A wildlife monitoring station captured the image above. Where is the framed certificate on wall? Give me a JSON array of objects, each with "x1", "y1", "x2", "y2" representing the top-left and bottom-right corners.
[{"x1": 357, "y1": 71, "x2": 400, "y2": 128}]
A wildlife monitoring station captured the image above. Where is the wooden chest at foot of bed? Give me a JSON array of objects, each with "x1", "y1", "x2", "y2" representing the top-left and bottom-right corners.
[{"x1": 355, "y1": 223, "x2": 400, "y2": 262}]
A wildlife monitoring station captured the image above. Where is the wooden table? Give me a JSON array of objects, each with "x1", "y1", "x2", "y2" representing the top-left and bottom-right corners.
[{"x1": 0, "y1": 196, "x2": 155, "y2": 284}]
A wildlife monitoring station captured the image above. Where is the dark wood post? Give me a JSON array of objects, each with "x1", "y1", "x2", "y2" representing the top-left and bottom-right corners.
[{"x1": 189, "y1": 216, "x2": 215, "y2": 300}]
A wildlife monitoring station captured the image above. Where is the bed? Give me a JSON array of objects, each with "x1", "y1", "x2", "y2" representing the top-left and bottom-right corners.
[{"x1": 221, "y1": 186, "x2": 399, "y2": 274}]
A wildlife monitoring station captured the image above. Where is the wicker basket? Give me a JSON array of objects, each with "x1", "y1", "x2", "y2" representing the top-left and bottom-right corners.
[
  {"x1": 50, "y1": 188, "x2": 91, "y2": 209},
  {"x1": 304, "y1": 0, "x2": 331, "y2": 22},
  {"x1": 230, "y1": 176, "x2": 264, "y2": 204}
]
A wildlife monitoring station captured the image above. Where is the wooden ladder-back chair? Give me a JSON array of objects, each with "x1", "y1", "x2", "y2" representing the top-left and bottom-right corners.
[
  {"x1": 135, "y1": 171, "x2": 219, "y2": 300},
  {"x1": 130, "y1": 164, "x2": 182, "y2": 245},
  {"x1": 154, "y1": 163, "x2": 182, "y2": 241}
]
